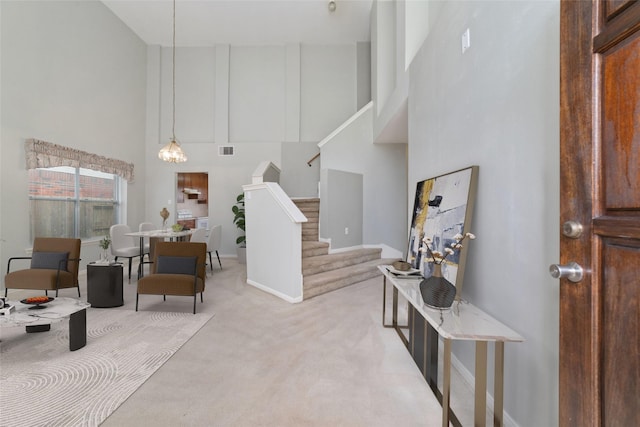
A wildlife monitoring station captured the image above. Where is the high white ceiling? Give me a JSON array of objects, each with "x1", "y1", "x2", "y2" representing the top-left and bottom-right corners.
[{"x1": 101, "y1": 0, "x2": 373, "y2": 47}]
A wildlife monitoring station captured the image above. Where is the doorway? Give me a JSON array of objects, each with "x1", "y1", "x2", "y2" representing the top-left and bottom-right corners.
[{"x1": 175, "y1": 172, "x2": 208, "y2": 230}]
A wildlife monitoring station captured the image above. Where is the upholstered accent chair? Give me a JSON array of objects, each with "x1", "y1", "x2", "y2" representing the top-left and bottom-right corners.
[
  {"x1": 136, "y1": 241, "x2": 207, "y2": 314},
  {"x1": 206, "y1": 225, "x2": 222, "y2": 271},
  {"x1": 109, "y1": 224, "x2": 141, "y2": 282},
  {"x1": 4, "y1": 237, "x2": 81, "y2": 297}
]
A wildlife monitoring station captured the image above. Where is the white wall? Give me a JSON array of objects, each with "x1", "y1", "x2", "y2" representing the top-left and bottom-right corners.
[
  {"x1": 320, "y1": 169, "x2": 363, "y2": 249},
  {"x1": 0, "y1": 1, "x2": 147, "y2": 269},
  {"x1": 407, "y1": 1, "x2": 560, "y2": 425},
  {"x1": 371, "y1": 0, "x2": 410, "y2": 144},
  {"x1": 320, "y1": 104, "x2": 407, "y2": 253},
  {"x1": 244, "y1": 183, "x2": 305, "y2": 303},
  {"x1": 356, "y1": 42, "x2": 372, "y2": 109},
  {"x1": 145, "y1": 42, "x2": 363, "y2": 256},
  {"x1": 160, "y1": 47, "x2": 216, "y2": 144},
  {"x1": 230, "y1": 46, "x2": 286, "y2": 142},
  {"x1": 300, "y1": 44, "x2": 357, "y2": 142},
  {"x1": 404, "y1": 0, "x2": 430, "y2": 69},
  {"x1": 372, "y1": 1, "x2": 396, "y2": 115},
  {"x1": 280, "y1": 141, "x2": 321, "y2": 197}
]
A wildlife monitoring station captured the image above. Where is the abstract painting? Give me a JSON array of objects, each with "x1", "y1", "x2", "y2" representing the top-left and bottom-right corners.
[{"x1": 406, "y1": 166, "x2": 478, "y2": 299}]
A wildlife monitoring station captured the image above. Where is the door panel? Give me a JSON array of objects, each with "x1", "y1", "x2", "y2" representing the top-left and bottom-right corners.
[
  {"x1": 604, "y1": 0, "x2": 636, "y2": 21},
  {"x1": 602, "y1": 35, "x2": 640, "y2": 209},
  {"x1": 560, "y1": 0, "x2": 640, "y2": 425},
  {"x1": 602, "y1": 241, "x2": 640, "y2": 424}
]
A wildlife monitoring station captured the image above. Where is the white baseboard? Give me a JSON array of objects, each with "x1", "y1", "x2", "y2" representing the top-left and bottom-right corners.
[
  {"x1": 326, "y1": 243, "x2": 402, "y2": 260},
  {"x1": 327, "y1": 244, "x2": 362, "y2": 254},
  {"x1": 363, "y1": 243, "x2": 402, "y2": 259},
  {"x1": 246, "y1": 278, "x2": 303, "y2": 303}
]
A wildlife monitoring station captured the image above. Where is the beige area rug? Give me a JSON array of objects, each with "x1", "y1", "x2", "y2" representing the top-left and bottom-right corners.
[{"x1": 0, "y1": 308, "x2": 213, "y2": 427}]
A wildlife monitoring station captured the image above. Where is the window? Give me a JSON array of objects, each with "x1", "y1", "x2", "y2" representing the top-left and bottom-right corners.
[{"x1": 29, "y1": 166, "x2": 122, "y2": 240}]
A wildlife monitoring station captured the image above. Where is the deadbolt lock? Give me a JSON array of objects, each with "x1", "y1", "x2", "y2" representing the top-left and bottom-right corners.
[{"x1": 562, "y1": 221, "x2": 583, "y2": 238}]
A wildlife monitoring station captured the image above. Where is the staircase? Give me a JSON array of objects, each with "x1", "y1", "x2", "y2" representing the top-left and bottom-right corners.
[{"x1": 294, "y1": 198, "x2": 396, "y2": 300}]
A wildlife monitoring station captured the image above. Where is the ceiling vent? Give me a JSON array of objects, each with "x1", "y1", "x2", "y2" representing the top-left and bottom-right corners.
[{"x1": 218, "y1": 146, "x2": 235, "y2": 156}]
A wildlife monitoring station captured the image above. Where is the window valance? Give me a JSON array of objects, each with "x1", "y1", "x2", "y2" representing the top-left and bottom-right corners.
[{"x1": 25, "y1": 138, "x2": 135, "y2": 182}]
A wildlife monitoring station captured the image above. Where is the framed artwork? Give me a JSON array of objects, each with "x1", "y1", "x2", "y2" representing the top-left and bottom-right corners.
[{"x1": 406, "y1": 166, "x2": 479, "y2": 300}]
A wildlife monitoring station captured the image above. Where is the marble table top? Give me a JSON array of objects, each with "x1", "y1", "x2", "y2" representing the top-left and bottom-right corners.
[
  {"x1": 0, "y1": 297, "x2": 90, "y2": 328},
  {"x1": 126, "y1": 229, "x2": 193, "y2": 239},
  {"x1": 380, "y1": 265, "x2": 524, "y2": 342}
]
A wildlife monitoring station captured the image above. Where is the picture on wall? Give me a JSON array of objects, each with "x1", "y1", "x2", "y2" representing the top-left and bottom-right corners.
[{"x1": 406, "y1": 166, "x2": 478, "y2": 298}]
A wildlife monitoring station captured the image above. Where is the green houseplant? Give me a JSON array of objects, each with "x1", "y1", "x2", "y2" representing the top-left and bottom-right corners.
[
  {"x1": 232, "y1": 192, "x2": 246, "y2": 263},
  {"x1": 98, "y1": 235, "x2": 111, "y2": 262}
]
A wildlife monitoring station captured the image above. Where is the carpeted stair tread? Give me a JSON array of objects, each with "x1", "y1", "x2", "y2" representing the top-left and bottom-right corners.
[
  {"x1": 292, "y1": 198, "x2": 319, "y2": 208},
  {"x1": 294, "y1": 197, "x2": 389, "y2": 300},
  {"x1": 303, "y1": 258, "x2": 397, "y2": 299},
  {"x1": 302, "y1": 232, "x2": 319, "y2": 241},
  {"x1": 302, "y1": 241, "x2": 329, "y2": 257},
  {"x1": 302, "y1": 241, "x2": 329, "y2": 249},
  {"x1": 302, "y1": 248, "x2": 382, "y2": 275}
]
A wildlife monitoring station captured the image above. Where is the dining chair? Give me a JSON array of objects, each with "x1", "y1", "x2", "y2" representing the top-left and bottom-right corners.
[
  {"x1": 189, "y1": 227, "x2": 207, "y2": 244},
  {"x1": 206, "y1": 225, "x2": 222, "y2": 271},
  {"x1": 109, "y1": 224, "x2": 142, "y2": 282}
]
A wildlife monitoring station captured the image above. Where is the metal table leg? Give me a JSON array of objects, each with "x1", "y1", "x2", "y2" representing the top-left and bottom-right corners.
[
  {"x1": 382, "y1": 276, "x2": 388, "y2": 326},
  {"x1": 382, "y1": 276, "x2": 408, "y2": 347},
  {"x1": 475, "y1": 341, "x2": 488, "y2": 426},
  {"x1": 442, "y1": 338, "x2": 452, "y2": 427},
  {"x1": 494, "y1": 341, "x2": 505, "y2": 427},
  {"x1": 426, "y1": 323, "x2": 439, "y2": 390},
  {"x1": 138, "y1": 236, "x2": 145, "y2": 279}
]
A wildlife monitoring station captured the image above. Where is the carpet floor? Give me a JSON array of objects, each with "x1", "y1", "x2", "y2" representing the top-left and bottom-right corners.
[
  {"x1": 2, "y1": 258, "x2": 481, "y2": 426},
  {"x1": 0, "y1": 307, "x2": 212, "y2": 427}
]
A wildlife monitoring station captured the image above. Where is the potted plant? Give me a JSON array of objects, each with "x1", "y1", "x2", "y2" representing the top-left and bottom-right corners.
[
  {"x1": 232, "y1": 192, "x2": 246, "y2": 264},
  {"x1": 99, "y1": 235, "x2": 111, "y2": 262}
]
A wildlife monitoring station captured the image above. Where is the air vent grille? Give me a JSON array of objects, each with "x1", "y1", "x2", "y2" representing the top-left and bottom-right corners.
[{"x1": 218, "y1": 146, "x2": 235, "y2": 156}]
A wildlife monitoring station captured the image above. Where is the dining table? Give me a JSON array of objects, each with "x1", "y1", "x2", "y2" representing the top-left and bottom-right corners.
[{"x1": 125, "y1": 228, "x2": 193, "y2": 278}]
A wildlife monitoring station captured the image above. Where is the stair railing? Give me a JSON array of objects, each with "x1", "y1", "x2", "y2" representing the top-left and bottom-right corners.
[{"x1": 306, "y1": 152, "x2": 320, "y2": 167}]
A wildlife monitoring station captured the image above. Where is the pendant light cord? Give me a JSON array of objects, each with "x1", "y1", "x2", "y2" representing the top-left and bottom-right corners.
[
  {"x1": 158, "y1": 0, "x2": 186, "y2": 162},
  {"x1": 172, "y1": 0, "x2": 176, "y2": 142}
]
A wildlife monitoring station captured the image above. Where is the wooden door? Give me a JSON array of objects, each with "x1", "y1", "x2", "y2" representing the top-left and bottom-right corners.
[{"x1": 559, "y1": 1, "x2": 640, "y2": 425}]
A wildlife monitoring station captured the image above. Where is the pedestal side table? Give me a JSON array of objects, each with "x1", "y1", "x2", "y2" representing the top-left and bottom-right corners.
[{"x1": 87, "y1": 262, "x2": 124, "y2": 308}]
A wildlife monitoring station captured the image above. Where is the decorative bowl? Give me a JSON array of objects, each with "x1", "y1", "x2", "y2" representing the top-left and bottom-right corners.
[
  {"x1": 171, "y1": 224, "x2": 184, "y2": 232},
  {"x1": 392, "y1": 261, "x2": 411, "y2": 271}
]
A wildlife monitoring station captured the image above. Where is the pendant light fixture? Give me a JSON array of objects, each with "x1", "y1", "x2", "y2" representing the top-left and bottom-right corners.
[{"x1": 158, "y1": 0, "x2": 187, "y2": 163}]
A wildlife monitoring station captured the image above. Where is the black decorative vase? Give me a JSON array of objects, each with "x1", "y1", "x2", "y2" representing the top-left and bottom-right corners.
[{"x1": 419, "y1": 264, "x2": 456, "y2": 309}]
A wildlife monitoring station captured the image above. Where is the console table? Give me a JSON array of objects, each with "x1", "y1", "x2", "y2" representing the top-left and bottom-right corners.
[{"x1": 379, "y1": 265, "x2": 523, "y2": 427}]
